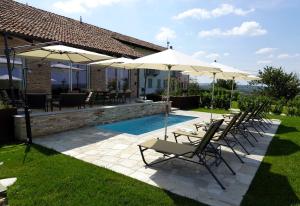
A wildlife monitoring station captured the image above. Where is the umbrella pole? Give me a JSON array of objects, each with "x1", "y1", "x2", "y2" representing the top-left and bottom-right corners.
[
  {"x1": 69, "y1": 62, "x2": 73, "y2": 91},
  {"x1": 3, "y1": 33, "x2": 15, "y2": 106},
  {"x1": 211, "y1": 72, "x2": 216, "y2": 121},
  {"x1": 230, "y1": 77, "x2": 235, "y2": 109},
  {"x1": 164, "y1": 65, "x2": 171, "y2": 140}
]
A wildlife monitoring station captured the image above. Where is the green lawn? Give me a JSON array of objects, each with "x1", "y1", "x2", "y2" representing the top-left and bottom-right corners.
[
  {"x1": 192, "y1": 107, "x2": 229, "y2": 114},
  {"x1": 1, "y1": 114, "x2": 300, "y2": 206},
  {"x1": 241, "y1": 115, "x2": 300, "y2": 206},
  {"x1": 0, "y1": 143, "x2": 204, "y2": 206}
]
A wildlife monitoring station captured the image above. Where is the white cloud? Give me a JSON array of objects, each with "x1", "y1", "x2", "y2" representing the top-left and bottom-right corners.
[
  {"x1": 192, "y1": 51, "x2": 206, "y2": 58},
  {"x1": 155, "y1": 27, "x2": 176, "y2": 42},
  {"x1": 198, "y1": 21, "x2": 267, "y2": 38},
  {"x1": 192, "y1": 51, "x2": 229, "y2": 60},
  {"x1": 255, "y1": 47, "x2": 277, "y2": 54},
  {"x1": 257, "y1": 60, "x2": 272, "y2": 65},
  {"x1": 53, "y1": 0, "x2": 133, "y2": 13},
  {"x1": 173, "y1": 4, "x2": 254, "y2": 20},
  {"x1": 205, "y1": 53, "x2": 220, "y2": 60},
  {"x1": 277, "y1": 53, "x2": 300, "y2": 59}
]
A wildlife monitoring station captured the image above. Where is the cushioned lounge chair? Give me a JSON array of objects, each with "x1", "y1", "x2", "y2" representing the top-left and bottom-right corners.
[
  {"x1": 138, "y1": 119, "x2": 236, "y2": 190},
  {"x1": 173, "y1": 113, "x2": 248, "y2": 163}
]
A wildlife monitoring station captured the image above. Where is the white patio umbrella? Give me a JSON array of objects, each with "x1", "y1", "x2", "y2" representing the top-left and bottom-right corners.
[
  {"x1": 90, "y1": 57, "x2": 134, "y2": 91},
  {"x1": 0, "y1": 74, "x2": 22, "y2": 81},
  {"x1": 90, "y1": 57, "x2": 133, "y2": 67},
  {"x1": 239, "y1": 74, "x2": 261, "y2": 81},
  {"x1": 17, "y1": 45, "x2": 113, "y2": 63},
  {"x1": 17, "y1": 45, "x2": 113, "y2": 91},
  {"x1": 122, "y1": 49, "x2": 220, "y2": 139},
  {"x1": 184, "y1": 62, "x2": 249, "y2": 119},
  {"x1": 211, "y1": 62, "x2": 249, "y2": 109}
]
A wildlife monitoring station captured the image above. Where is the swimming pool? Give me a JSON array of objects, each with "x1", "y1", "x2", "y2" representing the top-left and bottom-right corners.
[{"x1": 97, "y1": 114, "x2": 196, "y2": 135}]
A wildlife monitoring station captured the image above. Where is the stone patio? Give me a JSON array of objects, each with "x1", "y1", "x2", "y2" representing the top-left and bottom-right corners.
[{"x1": 34, "y1": 110, "x2": 280, "y2": 206}]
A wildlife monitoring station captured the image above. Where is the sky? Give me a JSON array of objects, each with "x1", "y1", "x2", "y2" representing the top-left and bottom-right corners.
[{"x1": 17, "y1": 0, "x2": 300, "y2": 83}]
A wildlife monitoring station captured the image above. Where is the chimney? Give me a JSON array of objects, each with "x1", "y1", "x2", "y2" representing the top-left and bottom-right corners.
[{"x1": 80, "y1": 16, "x2": 83, "y2": 23}]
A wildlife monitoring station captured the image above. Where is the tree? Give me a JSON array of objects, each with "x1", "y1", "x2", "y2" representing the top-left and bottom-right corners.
[
  {"x1": 252, "y1": 66, "x2": 300, "y2": 100},
  {"x1": 215, "y1": 79, "x2": 236, "y2": 90},
  {"x1": 187, "y1": 82, "x2": 201, "y2": 95}
]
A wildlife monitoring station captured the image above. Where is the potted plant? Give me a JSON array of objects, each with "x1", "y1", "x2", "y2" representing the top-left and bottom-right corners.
[{"x1": 0, "y1": 101, "x2": 17, "y2": 143}]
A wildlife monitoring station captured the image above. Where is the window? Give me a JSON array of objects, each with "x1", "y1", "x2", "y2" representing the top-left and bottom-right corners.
[
  {"x1": 107, "y1": 68, "x2": 130, "y2": 91},
  {"x1": 157, "y1": 79, "x2": 161, "y2": 89},
  {"x1": 51, "y1": 61, "x2": 88, "y2": 93},
  {"x1": 148, "y1": 78, "x2": 153, "y2": 88},
  {"x1": 0, "y1": 56, "x2": 23, "y2": 90}
]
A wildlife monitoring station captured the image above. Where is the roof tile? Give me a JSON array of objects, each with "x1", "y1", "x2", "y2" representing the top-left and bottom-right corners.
[{"x1": 0, "y1": 0, "x2": 165, "y2": 58}]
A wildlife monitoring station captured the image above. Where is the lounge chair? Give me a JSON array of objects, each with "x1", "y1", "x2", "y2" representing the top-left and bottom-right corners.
[
  {"x1": 85, "y1": 91, "x2": 96, "y2": 106},
  {"x1": 138, "y1": 119, "x2": 236, "y2": 190},
  {"x1": 173, "y1": 112, "x2": 248, "y2": 163},
  {"x1": 238, "y1": 106, "x2": 264, "y2": 140}
]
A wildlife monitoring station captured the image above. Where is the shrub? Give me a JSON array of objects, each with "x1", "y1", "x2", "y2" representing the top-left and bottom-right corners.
[
  {"x1": 287, "y1": 96, "x2": 300, "y2": 116},
  {"x1": 237, "y1": 94, "x2": 269, "y2": 111},
  {"x1": 271, "y1": 99, "x2": 285, "y2": 114},
  {"x1": 232, "y1": 91, "x2": 240, "y2": 101},
  {"x1": 199, "y1": 92, "x2": 211, "y2": 108},
  {"x1": 214, "y1": 95, "x2": 230, "y2": 110}
]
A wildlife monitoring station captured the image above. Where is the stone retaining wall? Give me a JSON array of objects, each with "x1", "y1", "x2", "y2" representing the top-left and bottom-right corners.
[{"x1": 14, "y1": 101, "x2": 168, "y2": 140}]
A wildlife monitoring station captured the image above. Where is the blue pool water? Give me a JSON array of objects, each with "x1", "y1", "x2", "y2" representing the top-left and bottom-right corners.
[{"x1": 97, "y1": 114, "x2": 196, "y2": 135}]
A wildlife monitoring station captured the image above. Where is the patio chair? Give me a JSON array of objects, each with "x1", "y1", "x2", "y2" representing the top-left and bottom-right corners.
[
  {"x1": 173, "y1": 112, "x2": 248, "y2": 163},
  {"x1": 248, "y1": 101, "x2": 272, "y2": 129},
  {"x1": 109, "y1": 90, "x2": 117, "y2": 103},
  {"x1": 85, "y1": 91, "x2": 96, "y2": 107},
  {"x1": 25, "y1": 93, "x2": 48, "y2": 111},
  {"x1": 138, "y1": 119, "x2": 236, "y2": 190},
  {"x1": 124, "y1": 90, "x2": 131, "y2": 103},
  {"x1": 116, "y1": 92, "x2": 125, "y2": 103},
  {"x1": 240, "y1": 105, "x2": 265, "y2": 139},
  {"x1": 52, "y1": 93, "x2": 86, "y2": 111}
]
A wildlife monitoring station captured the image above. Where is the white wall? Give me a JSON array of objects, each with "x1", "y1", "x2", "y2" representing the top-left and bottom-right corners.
[{"x1": 138, "y1": 70, "x2": 169, "y2": 95}]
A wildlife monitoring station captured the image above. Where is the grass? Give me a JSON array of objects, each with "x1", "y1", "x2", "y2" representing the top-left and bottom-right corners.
[
  {"x1": 192, "y1": 108, "x2": 300, "y2": 205},
  {"x1": 241, "y1": 115, "x2": 300, "y2": 206},
  {"x1": 1, "y1": 112, "x2": 300, "y2": 206},
  {"x1": 192, "y1": 107, "x2": 228, "y2": 114},
  {"x1": 192, "y1": 101, "x2": 239, "y2": 114},
  {"x1": 0, "y1": 143, "x2": 204, "y2": 206}
]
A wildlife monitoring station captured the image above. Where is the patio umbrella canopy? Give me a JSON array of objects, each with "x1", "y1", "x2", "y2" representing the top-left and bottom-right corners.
[
  {"x1": 185, "y1": 62, "x2": 249, "y2": 112},
  {"x1": 17, "y1": 45, "x2": 113, "y2": 63},
  {"x1": 90, "y1": 57, "x2": 133, "y2": 68},
  {"x1": 90, "y1": 57, "x2": 134, "y2": 91},
  {"x1": 16, "y1": 44, "x2": 114, "y2": 92},
  {"x1": 122, "y1": 49, "x2": 220, "y2": 139},
  {"x1": 238, "y1": 74, "x2": 261, "y2": 81}
]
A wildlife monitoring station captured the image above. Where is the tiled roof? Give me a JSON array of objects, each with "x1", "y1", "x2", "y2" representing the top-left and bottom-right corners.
[{"x1": 0, "y1": 0, "x2": 165, "y2": 58}]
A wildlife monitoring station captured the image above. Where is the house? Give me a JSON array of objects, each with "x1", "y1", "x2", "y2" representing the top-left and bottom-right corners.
[{"x1": 0, "y1": 0, "x2": 170, "y2": 97}]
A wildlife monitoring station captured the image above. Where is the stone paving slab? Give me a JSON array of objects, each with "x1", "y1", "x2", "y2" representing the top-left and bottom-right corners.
[{"x1": 34, "y1": 111, "x2": 281, "y2": 206}]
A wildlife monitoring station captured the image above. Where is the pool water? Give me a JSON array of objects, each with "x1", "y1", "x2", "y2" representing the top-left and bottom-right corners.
[{"x1": 97, "y1": 114, "x2": 196, "y2": 135}]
